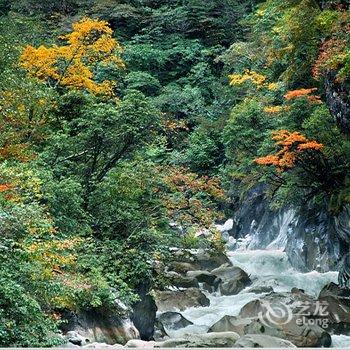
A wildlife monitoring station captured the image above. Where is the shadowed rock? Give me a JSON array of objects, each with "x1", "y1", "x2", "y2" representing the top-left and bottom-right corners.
[{"x1": 157, "y1": 312, "x2": 193, "y2": 331}]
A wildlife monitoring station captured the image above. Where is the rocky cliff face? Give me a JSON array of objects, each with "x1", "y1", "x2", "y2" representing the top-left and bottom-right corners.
[
  {"x1": 231, "y1": 186, "x2": 350, "y2": 272},
  {"x1": 325, "y1": 71, "x2": 350, "y2": 133}
]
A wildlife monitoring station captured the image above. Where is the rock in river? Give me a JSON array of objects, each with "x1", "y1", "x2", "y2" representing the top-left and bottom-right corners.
[
  {"x1": 157, "y1": 312, "x2": 193, "y2": 332},
  {"x1": 234, "y1": 334, "x2": 296, "y2": 348},
  {"x1": 154, "y1": 288, "x2": 210, "y2": 312},
  {"x1": 208, "y1": 315, "x2": 251, "y2": 335},
  {"x1": 155, "y1": 332, "x2": 240, "y2": 348},
  {"x1": 211, "y1": 264, "x2": 251, "y2": 295},
  {"x1": 238, "y1": 292, "x2": 332, "y2": 347}
]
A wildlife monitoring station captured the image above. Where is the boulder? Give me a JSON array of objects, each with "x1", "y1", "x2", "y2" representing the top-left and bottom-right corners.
[
  {"x1": 169, "y1": 261, "x2": 199, "y2": 274},
  {"x1": 154, "y1": 288, "x2": 210, "y2": 312},
  {"x1": 65, "y1": 331, "x2": 87, "y2": 346},
  {"x1": 132, "y1": 282, "x2": 157, "y2": 341},
  {"x1": 319, "y1": 282, "x2": 350, "y2": 301},
  {"x1": 153, "y1": 320, "x2": 168, "y2": 342},
  {"x1": 211, "y1": 265, "x2": 251, "y2": 295},
  {"x1": 155, "y1": 332, "x2": 240, "y2": 348},
  {"x1": 207, "y1": 312, "x2": 330, "y2": 347},
  {"x1": 83, "y1": 342, "x2": 123, "y2": 349},
  {"x1": 239, "y1": 292, "x2": 332, "y2": 347},
  {"x1": 194, "y1": 250, "x2": 232, "y2": 271},
  {"x1": 216, "y1": 219, "x2": 234, "y2": 234},
  {"x1": 234, "y1": 334, "x2": 296, "y2": 348},
  {"x1": 212, "y1": 265, "x2": 248, "y2": 281},
  {"x1": 186, "y1": 270, "x2": 219, "y2": 286},
  {"x1": 317, "y1": 283, "x2": 350, "y2": 334},
  {"x1": 246, "y1": 286, "x2": 274, "y2": 294},
  {"x1": 61, "y1": 310, "x2": 139, "y2": 345},
  {"x1": 202, "y1": 281, "x2": 221, "y2": 293},
  {"x1": 208, "y1": 316, "x2": 252, "y2": 335},
  {"x1": 239, "y1": 291, "x2": 315, "y2": 320},
  {"x1": 168, "y1": 250, "x2": 232, "y2": 273},
  {"x1": 291, "y1": 287, "x2": 305, "y2": 294},
  {"x1": 125, "y1": 340, "x2": 156, "y2": 348},
  {"x1": 165, "y1": 271, "x2": 199, "y2": 289},
  {"x1": 220, "y1": 279, "x2": 248, "y2": 296},
  {"x1": 244, "y1": 317, "x2": 331, "y2": 347},
  {"x1": 157, "y1": 312, "x2": 193, "y2": 331}
]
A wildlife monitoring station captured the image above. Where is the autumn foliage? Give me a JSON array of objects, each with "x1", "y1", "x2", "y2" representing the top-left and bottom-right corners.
[
  {"x1": 284, "y1": 88, "x2": 322, "y2": 104},
  {"x1": 312, "y1": 38, "x2": 347, "y2": 80},
  {"x1": 161, "y1": 167, "x2": 225, "y2": 229},
  {"x1": 229, "y1": 70, "x2": 267, "y2": 87},
  {"x1": 229, "y1": 70, "x2": 279, "y2": 91},
  {"x1": 19, "y1": 18, "x2": 124, "y2": 96},
  {"x1": 264, "y1": 105, "x2": 290, "y2": 114},
  {"x1": 255, "y1": 130, "x2": 323, "y2": 171}
]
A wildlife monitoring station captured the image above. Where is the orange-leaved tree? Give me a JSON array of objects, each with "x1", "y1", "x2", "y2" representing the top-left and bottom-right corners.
[
  {"x1": 284, "y1": 88, "x2": 322, "y2": 104},
  {"x1": 19, "y1": 17, "x2": 124, "y2": 96},
  {"x1": 255, "y1": 130, "x2": 323, "y2": 171}
]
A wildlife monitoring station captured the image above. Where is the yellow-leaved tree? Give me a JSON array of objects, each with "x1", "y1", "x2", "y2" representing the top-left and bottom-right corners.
[{"x1": 19, "y1": 17, "x2": 124, "y2": 96}]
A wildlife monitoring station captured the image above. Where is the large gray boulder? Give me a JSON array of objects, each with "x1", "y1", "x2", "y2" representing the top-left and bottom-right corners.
[
  {"x1": 234, "y1": 334, "x2": 296, "y2": 348},
  {"x1": 168, "y1": 249, "x2": 232, "y2": 274},
  {"x1": 124, "y1": 340, "x2": 156, "y2": 348},
  {"x1": 207, "y1": 312, "x2": 330, "y2": 347},
  {"x1": 211, "y1": 265, "x2": 251, "y2": 295},
  {"x1": 154, "y1": 288, "x2": 210, "y2": 312},
  {"x1": 244, "y1": 317, "x2": 331, "y2": 348},
  {"x1": 318, "y1": 282, "x2": 350, "y2": 334},
  {"x1": 157, "y1": 312, "x2": 193, "y2": 332},
  {"x1": 208, "y1": 315, "x2": 252, "y2": 335},
  {"x1": 239, "y1": 291, "x2": 315, "y2": 320},
  {"x1": 166, "y1": 271, "x2": 199, "y2": 289},
  {"x1": 238, "y1": 292, "x2": 332, "y2": 347},
  {"x1": 194, "y1": 250, "x2": 232, "y2": 271},
  {"x1": 155, "y1": 332, "x2": 240, "y2": 348},
  {"x1": 186, "y1": 270, "x2": 218, "y2": 285}
]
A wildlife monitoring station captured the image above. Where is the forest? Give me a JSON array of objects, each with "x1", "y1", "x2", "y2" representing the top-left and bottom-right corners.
[{"x1": 1, "y1": 0, "x2": 350, "y2": 348}]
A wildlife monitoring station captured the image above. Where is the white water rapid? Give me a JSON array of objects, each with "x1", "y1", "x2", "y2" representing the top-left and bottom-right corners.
[{"x1": 165, "y1": 245, "x2": 350, "y2": 347}]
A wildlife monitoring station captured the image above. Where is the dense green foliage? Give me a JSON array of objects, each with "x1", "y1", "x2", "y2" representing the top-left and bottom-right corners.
[
  {"x1": 0, "y1": 0, "x2": 350, "y2": 346},
  {"x1": 222, "y1": 0, "x2": 350, "y2": 211}
]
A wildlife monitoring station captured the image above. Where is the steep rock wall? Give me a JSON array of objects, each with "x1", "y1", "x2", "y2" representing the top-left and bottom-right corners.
[{"x1": 231, "y1": 186, "x2": 350, "y2": 272}]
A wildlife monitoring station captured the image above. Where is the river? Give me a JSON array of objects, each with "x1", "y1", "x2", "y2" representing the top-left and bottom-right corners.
[{"x1": 164, "y1": 247, "x2": 350, "y2": 347}]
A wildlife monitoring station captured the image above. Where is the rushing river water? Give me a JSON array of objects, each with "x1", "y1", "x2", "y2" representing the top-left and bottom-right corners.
[{"x1": 165, "y1": 247, "x2": 350, "y2": 348}]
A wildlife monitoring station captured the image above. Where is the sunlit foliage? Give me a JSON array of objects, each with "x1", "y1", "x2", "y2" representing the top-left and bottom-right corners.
[{"x1": 19, "y1": 18, "x2": 124, "y2": 96}]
